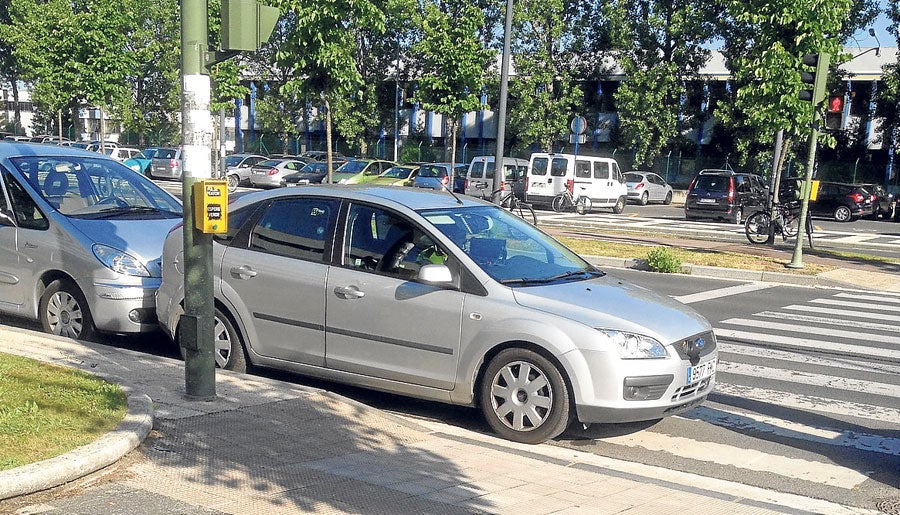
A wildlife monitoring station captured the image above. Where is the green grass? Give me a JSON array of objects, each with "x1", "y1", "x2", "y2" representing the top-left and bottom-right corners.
[{"x1": 0, "y1": 353, "x2": 127, "y2": 471}]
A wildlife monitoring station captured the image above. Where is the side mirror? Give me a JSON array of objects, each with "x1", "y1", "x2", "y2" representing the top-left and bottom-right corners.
[{"x1": 418, "y1": 264, "x2": 452, "y2": 284}]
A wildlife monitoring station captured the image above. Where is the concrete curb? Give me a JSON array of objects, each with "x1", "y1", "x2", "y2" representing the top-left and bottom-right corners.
[{"x1": 0, "y1": 387, "x2": 153, "y2": 500}]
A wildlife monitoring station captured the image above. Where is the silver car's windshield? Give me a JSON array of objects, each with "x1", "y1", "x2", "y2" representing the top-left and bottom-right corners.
[
  {"x1": 420, "y1": 205, "x2": 602, "y2": 285},
  {"x1": 11, "y1": 155, "x2": 182, "y2": 219}
]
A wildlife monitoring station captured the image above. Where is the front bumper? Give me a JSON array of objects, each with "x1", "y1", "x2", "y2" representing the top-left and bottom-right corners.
[{"x1": 86, "y1": 280, "x2": 161, "y2": 334}]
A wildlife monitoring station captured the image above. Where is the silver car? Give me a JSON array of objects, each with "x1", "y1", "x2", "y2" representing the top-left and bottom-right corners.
[
  {"x1": 248, "y1": 158, "x2": 308, "y2": 189},
  {"x1": 625, "y1": 171, "x2": 674, "y2": 205},
  {"x1": 0, "y1": 142, "x2": 182, "y2": 340},
  {"x1": 224, "y1": 153, "x2": 268, "y2": 189},
  {"x1": 156, "y1": 185, "x2": 716, "y2": 443}
]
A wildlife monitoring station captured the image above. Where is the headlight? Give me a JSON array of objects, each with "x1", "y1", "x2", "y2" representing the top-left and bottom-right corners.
[
  {"x1": 93, "y1": 244, "x2": 150, "y2": 277},
  {"x1": 600, "y1": 330, "x2": 668, "y2": 359}
]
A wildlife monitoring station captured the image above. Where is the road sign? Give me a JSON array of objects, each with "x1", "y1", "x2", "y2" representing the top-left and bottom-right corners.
[{"x1": 570, "y1": 116, "x2": 587, "y2": 134}]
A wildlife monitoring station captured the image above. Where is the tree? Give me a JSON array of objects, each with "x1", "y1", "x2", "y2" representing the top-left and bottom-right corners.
[
  {"x1": 412, "y1": 0, "x2": 494, "y2": 170},
  {"x1": 606, "y1": 0, "x2": 721, "y2": 167},
  {"x1": 507, "y1": 0, "x2": 583, "y2": 152}
]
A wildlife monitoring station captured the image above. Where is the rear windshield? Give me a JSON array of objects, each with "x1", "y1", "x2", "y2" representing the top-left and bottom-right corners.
[
  {"x1": 693, "y1": 175, "x2": 729, "y2": 192},
  {"x1": 531, "y1": 157, "x2": 548, "y2": 176}
]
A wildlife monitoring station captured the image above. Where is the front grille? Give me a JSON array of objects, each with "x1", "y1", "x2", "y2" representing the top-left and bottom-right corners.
[
  {"x1": 671, "y1": 331, "x2": 717, "y2": 362},
  {"x1": 671, "y1": 376, "x2": 713, "y2": 402}
]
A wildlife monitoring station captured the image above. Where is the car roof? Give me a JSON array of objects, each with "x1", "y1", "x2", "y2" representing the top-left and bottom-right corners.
[
  {"x1": 0, "y1": 140, "x2": 110, "y2": 159},
  {"x1": 230, "y1": 184, "x2": 486, "y2": 212}
]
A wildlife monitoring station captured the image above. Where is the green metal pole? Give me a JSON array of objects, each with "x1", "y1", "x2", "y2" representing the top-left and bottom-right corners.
[
  {"x1": 181, "y1": 0, "x2": 216, "y2": 400},
  {"x1": 787, "y1": 126, "x2": 817, "y2": 269}
]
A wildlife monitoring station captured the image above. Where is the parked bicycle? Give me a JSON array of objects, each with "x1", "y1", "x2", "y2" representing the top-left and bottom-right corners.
[
  {"x1": 745, "y1": 202, "x2": 802, "y2": 244},
  {"x1": 483, "y1": 189, "x2": 538, "y2": 225},
  {"x1": 551, "y1": 189, "x2": 592, "y2": 215}
]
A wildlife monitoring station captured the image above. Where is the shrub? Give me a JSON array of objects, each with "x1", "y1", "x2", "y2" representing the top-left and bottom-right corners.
[{"x1": 646, "y1": 246, "x2": 682, "y2": 273}]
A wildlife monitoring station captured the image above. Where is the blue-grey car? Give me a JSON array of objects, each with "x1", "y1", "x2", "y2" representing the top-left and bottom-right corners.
[
  {"x1": 0, "y1": 141, "x2": 182, "y2": 340},
  {"x1": 156, "y1": 185, "x2": 716, "y2": 444}
]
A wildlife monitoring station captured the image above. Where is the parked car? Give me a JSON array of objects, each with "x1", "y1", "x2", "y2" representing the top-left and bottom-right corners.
[
  {"x1": 0, "y1": 142, "x2": 182, "y2": 341},
  {"x1": 248, "y1": 158, "x2": 307, "y2": 189},
  {"x1": 526, "y1": 153, "x2": 627, "y2": 213},
  {"x1": 858, "y1": 183, "x2": 894, "y2": 220},
  {"x1": 156, "y1": 185, "x2": 716, "y2": 444},
  {"x1": 280, "y1": 162, "x2": 329, "y2": 186},
  {"x1": 413, "y1": 163, "x2": 468, "y2": 193},
  {"x1": 339, "y1": 159, "x2": 397, "y2": 184},
  {"x1": 367, "y1": 165, "x2": 419, "y2": 186},
  {"x1": 684, "y1": 169, "x2": 767, "y2": 224},
  {"x1": 107, "y1": 147, "x2": 141, "y2": 162},
  {"x1": 149, "y1": 147, "x2": 182, "y2": 180},
  {"x1": 299, "y1": 151, "x2": 348, "y2": 167},
  {"x1": 124, "y1": 147, "x2": 162, "y2": 175},
  {"x1": 465, "y1": 156, "x2": 528, "y2": 200},
  {"x1": 85, "y1": 141, "x2": 119, "y2": 153},
  {"x1": 224, "y1": 153, "x2": 268, "y2": 189},
  {"x1": 625, "y1": 171, "x2": 674, "y2": 205},
  {"x1": 809, "y1": 182, "x2": 874, "y2": 222}
]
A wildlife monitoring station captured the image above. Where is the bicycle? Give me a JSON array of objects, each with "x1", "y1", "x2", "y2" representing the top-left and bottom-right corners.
[
  {"x1": 483, "y1": 189, "x2": 538, "y2": 225},
  {"x1": 745, "y1": 203, "x2": 801, "y2": 244},
  {"x1": 551, "y1": 189, "x2": 592, "y2": 215}
]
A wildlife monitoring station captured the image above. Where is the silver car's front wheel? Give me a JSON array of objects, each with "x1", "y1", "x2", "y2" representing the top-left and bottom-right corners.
[
  {"x1": 480, "y1": 348, "x2": 571, "y2": 444},
  {"x1": 40, "y1": 279, "x2": 95, "y2": 341}
]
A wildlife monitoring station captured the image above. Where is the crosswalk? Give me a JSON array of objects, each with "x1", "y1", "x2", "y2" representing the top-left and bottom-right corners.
[{"x1": 597, "y1": 287, "x2": 900, "y2": 495}]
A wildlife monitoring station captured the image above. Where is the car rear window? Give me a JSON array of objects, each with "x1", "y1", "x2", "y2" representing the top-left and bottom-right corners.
[{"x1": 693, "y1": 175, "x2": 729, "y2": 192}]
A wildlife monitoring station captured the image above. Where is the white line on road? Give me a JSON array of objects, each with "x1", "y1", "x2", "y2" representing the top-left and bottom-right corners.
[
  {"x1": 755, "y1": 310, "x2": 900, "y2": 333},
  {"x1": 672, "y1": 283, "x2": 778, "y2": 304},
  {"x1": 714, "y1": 328, "x2": 900, "y2": 361},
  {"x1": 718, "y1": 342, "x2": 900, "y2": 375},
  {"x1": 716, "y1": 361, "x2": 900, "y2": 398},
  {"x1": 810, "y1": 298, "x2": 900, "y2": 313},
  {"x1": 834, "y1": 292, "x2": 900, "y2": 304},
  {"x1": 719, "y1": 318, "x2": 900, "y2": 346},
  {"x1": 782, "y1": 304, "x2": 900, "y2": 323}
]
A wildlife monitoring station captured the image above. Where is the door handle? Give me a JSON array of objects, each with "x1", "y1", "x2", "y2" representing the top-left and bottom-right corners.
[
  {"x1": 334, "y1": 285, "x2": 365, "y2": 299},
  {"x1": 230, "y1": 265, "x2": 257, "y2": 279}
]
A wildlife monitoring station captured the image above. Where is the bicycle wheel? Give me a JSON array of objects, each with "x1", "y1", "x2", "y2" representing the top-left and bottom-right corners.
[
  {"x1": 575, "y1": 196, "x2": 592, "y2": 215},
  {"x1": 781, "y1": 211, "x2": 800, "y2": 238},
  {"x1": 551, "y1": 194, "x2": 570, "y2": 213},
  {"x1": 745, "y1": 212, "x2": 772, "y2": 244}
]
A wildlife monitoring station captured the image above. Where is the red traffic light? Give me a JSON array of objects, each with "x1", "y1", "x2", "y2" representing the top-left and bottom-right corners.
[{"x1": 827, "y1": 95, "x2": 844, "y2": 113}]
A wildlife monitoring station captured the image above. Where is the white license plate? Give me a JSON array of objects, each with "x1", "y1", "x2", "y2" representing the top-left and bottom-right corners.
[
  {"x1": 698, "y1": 198, "x2": 716, "y2": 204},
  {"x1": 686, "y1": 358, "x2": 716, "y2": 384}
]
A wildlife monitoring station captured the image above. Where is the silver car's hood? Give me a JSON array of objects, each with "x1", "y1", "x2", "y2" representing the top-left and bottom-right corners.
[
  {"x1": 511, "y1": 275, "x2": 710, "y2": 344},
  {"x1": 67, "y1": 218, "x2": 180, "y2": 276}
]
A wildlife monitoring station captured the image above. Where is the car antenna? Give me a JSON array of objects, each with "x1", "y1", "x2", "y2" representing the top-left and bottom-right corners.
[{"x1": 443, "y1": 182, "x2": 464, "y2": 205}]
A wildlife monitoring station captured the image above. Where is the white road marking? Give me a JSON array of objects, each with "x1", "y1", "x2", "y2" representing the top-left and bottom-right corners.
[
  {"x1": 834, "y1": 292, "x2": 900, "y2": 304},
  {"x1": 810, "y1": 298, "x2": 900, "y2": 313},
  {"x1": 755, "y1": 310, "x2": 900, "y2": 333},
  {"x1": 718, "y1": 342, "x2": 900, "y2": 375},
  {"x1": 716, "y1": 361, "x2": 900, "y2": 398},
  {"x1": 681, "y1": 405, "x2": 900, "y2": 456},
  {"x1": 672, "y1": 283, "x2": 778, "y2": 304},
  {"x1": 714, "y1": 382, "x2": 900, "y2": 423},
  {"x1": 719, "y1": 318, "x2": 900, "y2": 345},
  {"x1": 782, "y1": 304, "x2": 900, "y2": 323},
  {"x1": 714, "y1": 328, "x2": 900, "y2": 360}
]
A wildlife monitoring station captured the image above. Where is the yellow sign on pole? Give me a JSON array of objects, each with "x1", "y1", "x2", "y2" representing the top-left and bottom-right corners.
[
  {"x1": 809, "y1": 180, "x2": 821, "y2": 202},
  {"x1": 192, "y1": 180, "x2": 228, "y2": 233}
]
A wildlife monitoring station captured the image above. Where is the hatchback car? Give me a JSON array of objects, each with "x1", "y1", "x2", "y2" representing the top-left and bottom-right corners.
[
  {"x1": 124, "y1": 147, "x2": 162, "y2": 175},
  {"x1": 367, "y1": 165, "x2": 418, "y2": 186},
  {"x1": 0, "y1": 141, "x2": 182, "y2": 341},
  {"x1": 858, "y1": 183, "x2": 894, "y2": 220},
  {"x1": 809, "y1": 182, "x2": 874, "y2": 222},
  {"x1": 224, "y1": 153, "x2": 268, "y2": 189},
  {"x1": 625, "y1": 171, "x2": 673, "y2": 205},
  {"x1": 684, "y1": 169, "x2": 767, "y2": 224},
  {"x1": 413, "y1": 163, "x2": 467, "y2": 193},
  {"x1": 281, "y1": 162, "x2": 329, "y2": 186},
  {"x1": 149, "y1": 147, "x2": 182, "y2": 180},
  {"x1": 248, "y1": 158, "x2": 307, "y2": 189},
  {"x1": 339, "y1": 159, "x2": 397, "y2": 184},
  {"x1": 156, "y1": 185, "x2": 716, "y2": 444}
]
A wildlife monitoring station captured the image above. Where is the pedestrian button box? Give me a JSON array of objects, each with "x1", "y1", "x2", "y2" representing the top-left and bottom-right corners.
[
  {"x1": 809, "y1": 180, "x2": 820, "y2": 202},
  {"x1": 192, "y1": 180, "x2": 228, "y2": 233}
]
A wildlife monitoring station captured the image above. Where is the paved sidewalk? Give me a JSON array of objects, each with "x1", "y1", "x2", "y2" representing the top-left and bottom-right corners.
[{"x1": 0, "y1": 326, "x2": 880, "y2": 515}]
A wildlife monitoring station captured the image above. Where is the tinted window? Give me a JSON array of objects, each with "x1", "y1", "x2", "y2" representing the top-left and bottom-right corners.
[
  {"x1": 249, "y1": 198, "x2": 336, "y2": 262},
  {"x1": 593, "y1": 161, "x2": 610, "y2": 180},
  {"x1": 550, "y1": 158, "x2": 568, "y2": 177},
  {"x1": 693, "y1": 175, "x2": 729, "y2": 192},
  {"x1": 531, "y1": 157, "x2": 549, "y2": 177},
  {"x1": 575, "y1": 160, "x2": 591, "y2": 179},
  {"x1": 624, "y1": 173, "x2": 642, "y2": 182},
  {"x1": 2, "y1": 169, "x2": 48, "y2": 230}
]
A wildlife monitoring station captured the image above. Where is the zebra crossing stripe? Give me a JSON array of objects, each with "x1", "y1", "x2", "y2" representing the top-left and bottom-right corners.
[
  {"x1": 781, "y1": 304, "x2": 900, "y2": 323},
  {"x1": 755, "y1": 310, "x2": 900, "y2": 333},
  {"x1": 716, "y1": 361, "x2": 900, "y2": 398},
  {"x1": 719, "y1": 318, "x2": 900, "y2": 346},
  {"x1": 681, "y1": 405, "x2": 900, "y2": 457},
  {"x1": 672, "y1": 283, "x2": 777, "y2": 304},
  {"x1": 834, "y1": 292, "x2": 900, "y2": 303},
  {"x1": 713, "y1": 382, "x2": 900, "y2": 424},
  {"x1": 810, "y1": 298, "x2": 900, "y2": 313},
  {"x1": 718, "y1": 342, "x2": 900, "y2": 375},
  {"x1": 714, "y1": 328, "x2": 900, "y2": 361}
]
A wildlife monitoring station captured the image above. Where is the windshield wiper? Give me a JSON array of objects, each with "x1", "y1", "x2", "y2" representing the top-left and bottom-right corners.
[
  {"x1": 93, "y1": 206, "x2": 180, "y2": 218},
  {"x1": 500, "y1": 268, "x2": 604, "y2": 286}
]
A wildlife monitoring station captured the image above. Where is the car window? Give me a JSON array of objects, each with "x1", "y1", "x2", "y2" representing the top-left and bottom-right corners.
[
  {"x1": 158, "y1": 149, "x2": 178, "y2": 159},
  {"x1": 550, "y1": 158, "x2": 568, "y2": 177},
  {"x1": 593, "y1": 161, "x2": 610, "y2": 180},
  {"x1": 624, "y1": 173, "x2": 641, "y2": 182},
  {"x1": 249, "y1": 198, "x2": 337, "y2": 262},
  {"x1": 531, "y1": 157, "x2": 548, "y2": 177},
  {"x1": 343, "y1": 204, "x2": 447, "y2": 279},
  {"x1": 2, "y1": 168, "x2": 49, "y2": 230},
  {"x1": 693, "y1": 175, "x2": 728, "y2": 192},
  {"x1": 575, "y1": 160, "x2": 591, "y2": 179}
]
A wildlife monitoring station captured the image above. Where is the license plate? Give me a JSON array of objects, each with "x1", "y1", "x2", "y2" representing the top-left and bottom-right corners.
[
  {"x1": 686, "y1": 358, "x2": 716, "y2": 384},
  {"x1": 698, "y1": 198, "x2": 716, "y2": 204}
]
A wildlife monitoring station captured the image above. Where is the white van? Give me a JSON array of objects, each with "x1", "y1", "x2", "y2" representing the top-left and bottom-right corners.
[
  {"x1": 464, "y1": 156, "x2": 529, "y2": 200},
  {"x1": 526, "y1": 153, "x2": 628, "y2": 213}
]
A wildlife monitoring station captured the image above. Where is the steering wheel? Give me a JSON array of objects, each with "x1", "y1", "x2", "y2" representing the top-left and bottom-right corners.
[
  {"x1": 378, "y1": 241, "x2": 415, "y2": 272},
  {"x1": 96, "y1": 196, "x2": 128, "y2": 207}
]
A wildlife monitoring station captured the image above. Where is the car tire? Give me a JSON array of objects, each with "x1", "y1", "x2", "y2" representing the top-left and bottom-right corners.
[
  {"x1": 39, "y1": 279, "x2": 96, "y2": 342},
  {"x1": 732, "y1": 207, "x2": 743, "y2": 225},
  {"x1": 227, "y1": 174, "x2": 240, "y2": 191},
  {"x1": 212, "y1": 309, "x2": 248, "y2": 372},
  {"x1": 663, "y1": 191, "x2": 673, "y2": 205},
  {"x1": 639, "y1": 192, "x2": 649, "y2": 206},
  {"x1": 479, "y1": 348, "x2": 572, "y2": 444},
  {"x1": 613, "y1": 196, "x2": 626, "y2": 214},
  {"x1": 834, "y1": 205, "x2": 852, "y2": 222}
]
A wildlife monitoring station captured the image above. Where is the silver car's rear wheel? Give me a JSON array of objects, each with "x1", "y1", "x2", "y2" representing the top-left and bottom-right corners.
[
  {"x1": 480, "y1": 348, "x2": 571, "y2": 444},
  {"x1": 213, "y1": 309, "x2": 247, "y2": 372}
]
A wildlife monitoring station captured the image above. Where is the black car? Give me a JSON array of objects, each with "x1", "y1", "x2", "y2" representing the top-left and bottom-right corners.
[
  {"x1": 809, "y1": 182, "x2": 874, "y2": 222},
  {"x1": 858, "y1": 183, "x2": 894, "y2": 220},
  {"x1": 684, "y1": 169, "x2": 768, "y2": 224},
  {"x1": 280, "y1": 162, "x2": 329, "y2": 186}
]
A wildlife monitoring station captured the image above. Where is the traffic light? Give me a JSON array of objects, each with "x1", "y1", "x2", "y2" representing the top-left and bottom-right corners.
[
  {"x1": 221, "y1": 0, "x2": 279, "y2": 52},
  {"x1": 799, "y1": 53, "x2": 830, "y2": 105},
  {"x1": 824, "y1": 94, "x2": 847, "y2": 131}
]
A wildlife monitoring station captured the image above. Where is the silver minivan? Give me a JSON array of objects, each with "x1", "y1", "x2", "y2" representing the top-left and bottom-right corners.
[
  {"x1": 157, "y1": 185, "x2": 717, "y2": 444},
  {"x1": 0, "y1": 142, "x2": 182, "y2": 340},
  {"x1": 464, "y1": 156, "x2": 528, "y2": 200}
]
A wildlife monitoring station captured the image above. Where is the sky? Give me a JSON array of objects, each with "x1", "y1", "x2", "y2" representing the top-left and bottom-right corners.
[{"x1": 849, "y1": 1, "x2": 893, "y2": 49}]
